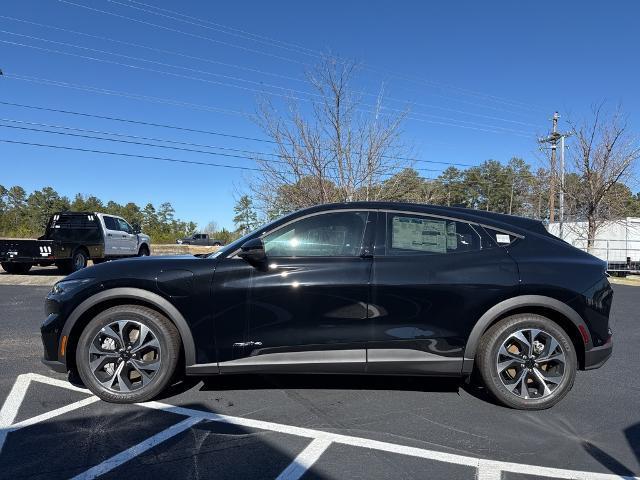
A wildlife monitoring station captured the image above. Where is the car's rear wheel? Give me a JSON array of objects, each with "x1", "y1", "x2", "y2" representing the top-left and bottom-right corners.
[
  {"x1": 76, "y1": 305, "x2": 181, "y2": 403},
  {"x1": 476, "y1": 314, "x2": 577, "y2": 410}
]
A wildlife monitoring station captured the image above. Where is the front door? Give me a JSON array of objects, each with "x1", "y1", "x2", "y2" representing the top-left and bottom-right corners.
[
  {"x1": 114, "y1": 217, "x2": 138, "y2": 254},
  {"x1": 217, "y1": 210, "x2": 376, "y2": 373}
]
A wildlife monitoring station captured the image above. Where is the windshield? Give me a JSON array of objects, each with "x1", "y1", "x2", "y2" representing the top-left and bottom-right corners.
[{"x1": 206, "y1": 216, "x2": 285, "y2": 258}]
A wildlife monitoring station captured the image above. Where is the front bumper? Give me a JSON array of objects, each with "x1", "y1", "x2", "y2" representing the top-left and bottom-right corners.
[
  {"x1": 41, "y1": 357, "x2": 68, "y2": 373},
  {"x1": 584, "y1": 336, "x2": 613, "y2": 370}
]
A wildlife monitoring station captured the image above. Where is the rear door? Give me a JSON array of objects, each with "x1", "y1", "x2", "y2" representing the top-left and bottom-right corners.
[{"x1": 367, "y1": 210, "x2": 520, "y2": 375}]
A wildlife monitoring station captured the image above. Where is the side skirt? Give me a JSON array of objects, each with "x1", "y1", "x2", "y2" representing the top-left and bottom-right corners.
[{"x1": 186, "y1": 349, "x2": 464, "y2": 377}]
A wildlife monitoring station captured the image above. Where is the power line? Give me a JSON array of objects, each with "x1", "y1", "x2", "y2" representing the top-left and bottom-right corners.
[
  {"x1": 0, "y1": 15, "x2": 308, "y2": 85},
  {"x1": 0, "y1": 19, "x2": 538, "y2": 127},
  {"x1": 0, "y1": 100, "x2": 475, "y2": 167},
  {"x1": 0, "y1": 58, "x2": 533, "y2": 136},
  {"x1": 108, "y1": 0, "x2": 545, "y2": 113},
  {"x1": 109, "y1": 0, "x2": 321, "y2": 59},
  {"x1": 2, "y1": 73, "x2": 251, "y2": 117},
  {"x1": 0, "y1": 119, "x2": 540, "y2": 181},
  {"x1": 0, "y1": 138, "x2": 266, "y2": 172},
  {"x1": 1, "y1": 137, "x2": 539, "y2": 185},
  {"x1": 56, "y1": 0, "x2": 308, "y2": 66},
  {"x1": 56, "y1": 0, "x2": 544, "y2": 116}
]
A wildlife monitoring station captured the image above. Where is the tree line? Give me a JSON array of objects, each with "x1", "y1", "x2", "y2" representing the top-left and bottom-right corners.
[{"x1": 0, "y1": 185, "x2": 198, "y2": 244}]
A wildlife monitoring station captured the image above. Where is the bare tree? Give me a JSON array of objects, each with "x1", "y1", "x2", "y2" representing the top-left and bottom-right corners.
[
  {"x1": 566, "y1": 105, "x2": 640, "y2": 249},
  {"x1": 250, "y1": 55, "x2": 408, "y2": 216}
]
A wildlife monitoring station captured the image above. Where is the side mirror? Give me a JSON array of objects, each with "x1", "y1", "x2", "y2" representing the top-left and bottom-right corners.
[
  {"x1": 132, "y1": 223, "x2": 142, "y2": 234},
  {"x1": 238, "y1": 238, "x2": 266, "y2": 268}
]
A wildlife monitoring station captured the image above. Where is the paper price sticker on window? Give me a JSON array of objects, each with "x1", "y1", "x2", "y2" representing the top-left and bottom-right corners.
[{"x1": 496, "y1": 234, "x2": 511, "y2": 244}]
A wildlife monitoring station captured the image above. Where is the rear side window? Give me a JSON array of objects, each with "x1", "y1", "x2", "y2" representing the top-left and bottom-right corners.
[
  {"x1": 386, "y1": 213, "x2": 484, "y2": 255},
  {"x1": 103, "y1": 216, "x2": 118, "y2": 230}
]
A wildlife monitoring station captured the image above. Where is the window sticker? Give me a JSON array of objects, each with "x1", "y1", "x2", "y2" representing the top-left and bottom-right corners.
[
  {"x1": 392, "y1": 216, "x2": 447, "y2": 253},
  {"x1": 496, "y1": 233, "x2": 511, "y2": 244}
]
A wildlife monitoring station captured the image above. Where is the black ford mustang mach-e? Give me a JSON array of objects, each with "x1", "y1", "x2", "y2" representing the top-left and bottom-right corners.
[{"x1": 41, "y1": 202, "x2": 613, "y2": 409}]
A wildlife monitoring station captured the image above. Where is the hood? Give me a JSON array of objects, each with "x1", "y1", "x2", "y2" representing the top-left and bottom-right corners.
[{"x1": 65, "y1": 255, "x2": 217, "y2": 282}]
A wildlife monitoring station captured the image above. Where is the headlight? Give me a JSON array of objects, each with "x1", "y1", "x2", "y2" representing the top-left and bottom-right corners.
[{"x1": 50, "y1": 278, "x2": 94, "y2": 295}]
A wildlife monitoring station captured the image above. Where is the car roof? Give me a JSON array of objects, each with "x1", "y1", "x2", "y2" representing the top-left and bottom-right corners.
[{"x1": 294, "y1": 201, "x2": 547, "y2": 236}]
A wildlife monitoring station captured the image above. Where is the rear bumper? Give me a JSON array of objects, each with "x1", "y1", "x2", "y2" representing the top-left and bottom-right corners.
[{"x1": 584, "y1": 337, "x2": 613, "y2": 370}]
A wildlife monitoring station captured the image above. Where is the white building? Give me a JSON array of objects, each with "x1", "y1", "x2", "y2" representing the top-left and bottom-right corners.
[{"x1": 547, "y1": 218, "x2": 640, "y2": 271}]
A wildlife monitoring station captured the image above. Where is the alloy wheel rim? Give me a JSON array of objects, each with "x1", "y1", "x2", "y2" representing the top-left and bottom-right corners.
[
  {"x1": 88, "y1": 320, "x2": 161, "y2": 393},
  {"x1": 74, "y1": 253, "x2": 85, "y2": 269},
  {"x1": 496, "y1": 328, "x2": 566, "y2": 400}
]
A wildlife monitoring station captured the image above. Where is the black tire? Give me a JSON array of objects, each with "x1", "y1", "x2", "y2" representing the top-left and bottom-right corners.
[
  {"x1": 56, "y1": 248, "x2": 88, "y2": 274},
  {"x1": 476, "y1": 313, "x2": 577, "y2": 410},
  {"x1": 138, "y1": 245, "x2": 150, "y2": 257},
  {"x1": 1, "y1": 262, "x2": 32, "y2": 274},
  {"x1": 212, "y1": 242, "x2": 221, "y2": 247},
  {"x1": 76, "y1": 305, "x2": 181, "y2": 403}
]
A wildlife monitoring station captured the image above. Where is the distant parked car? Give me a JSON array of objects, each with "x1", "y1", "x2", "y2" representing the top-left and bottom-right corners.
[
  {"x1": 176, "y1": 233, "x2": 222, "y2": 246},
  {"x1": 0, "y1": 212, "x2": 151, "y2": 274}
]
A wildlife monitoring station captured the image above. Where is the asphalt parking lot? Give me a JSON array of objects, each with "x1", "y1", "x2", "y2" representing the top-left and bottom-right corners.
[{"x1": 0, "y1": 284, "x2": 638, "y2": 479}]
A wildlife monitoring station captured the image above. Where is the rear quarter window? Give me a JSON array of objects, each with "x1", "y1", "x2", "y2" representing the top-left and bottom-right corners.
[{"x1": 483, "y1": 228, "x2": 518, "y2": 246}]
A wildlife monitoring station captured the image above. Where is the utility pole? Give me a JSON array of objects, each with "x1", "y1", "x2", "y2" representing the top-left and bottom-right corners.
[
  {"x1": 540, "y1": 112, "x2": 561, "y2": 223},
  {"x1": 539, "y1": 112, "x2": 571, "y2": 237}
]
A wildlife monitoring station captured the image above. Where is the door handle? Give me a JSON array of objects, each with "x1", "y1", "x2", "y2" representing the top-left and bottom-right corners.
[
  {"x1": 360, "y1": 246, "x2": 374, "y2": 258},
  {"x1": 107, "y1": 233, "x2": 112, "y2": 237},
  {"x1": 122, "y1": 235, "x2": 127, "y2": 238}
]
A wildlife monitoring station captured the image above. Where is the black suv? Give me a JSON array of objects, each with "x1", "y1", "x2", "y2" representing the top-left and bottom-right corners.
[{"x1": 41, "y1": 202, "x2": 613, "y2": 410}]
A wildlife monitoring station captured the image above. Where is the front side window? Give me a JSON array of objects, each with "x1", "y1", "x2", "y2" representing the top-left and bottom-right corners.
[
  {"x1": 263, "y1": 211, "x2": 369, "y2": 257},
  {"x1": 386, "y1": 213, "x2": 483, "y2": 255},
  {"x1": 115, "y1": 218, "x2": 132, "y2": 233}
]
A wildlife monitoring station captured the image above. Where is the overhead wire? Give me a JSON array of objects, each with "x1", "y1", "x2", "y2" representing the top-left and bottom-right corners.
[
  {"x1": 0, "y1": 18, "x2": 539, "y2": 127},
  {"x1": 0, "y1": 39, "x2": 535, "y2": 137},
  {"x1": 57, "y1": 0, "x2": 545, "y2": 115}
]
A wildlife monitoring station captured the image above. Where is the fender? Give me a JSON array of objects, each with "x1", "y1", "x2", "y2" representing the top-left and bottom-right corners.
[
  {"x1": 461, "y1": 295, "x2": 590, "y2": 374},
  {"x1": 60, "y1": 287, "x2": 196, "y2": 366}
]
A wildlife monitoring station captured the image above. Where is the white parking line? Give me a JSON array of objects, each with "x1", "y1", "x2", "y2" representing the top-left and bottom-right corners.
[
  {"x1": 275, "y1": 438, "x2": 333, "y2": 480},
  {"x1": 70, "y1": 416, "x2": 202, "y2": 480},
  {"x1": 2, "y1": 373, "x2": 639, "y2": 480}
]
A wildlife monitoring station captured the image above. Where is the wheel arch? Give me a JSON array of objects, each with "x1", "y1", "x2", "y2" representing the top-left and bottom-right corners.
[
  {"x1": 60, "y1": 287, "x2": 196, "y2": 372},
  {"x1": 462, "y1": 295, "x2": 590, "y2": 374}
]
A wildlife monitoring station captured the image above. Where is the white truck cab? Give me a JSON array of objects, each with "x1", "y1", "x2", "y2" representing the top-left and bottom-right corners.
[{"x1": 97, "y1": 213, "x2": 151, "y2": 257}]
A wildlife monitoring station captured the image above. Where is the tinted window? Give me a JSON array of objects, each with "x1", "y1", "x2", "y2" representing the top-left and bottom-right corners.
[
  {"x1": 263, "y1": 211, "x2": 368, "y2": 257},
  {"x1": 386, "y1": 213, "x2": 483, "y2": 255},
  {"x1": 103, "y1": 216, "x2": 118, "y2": 231}
]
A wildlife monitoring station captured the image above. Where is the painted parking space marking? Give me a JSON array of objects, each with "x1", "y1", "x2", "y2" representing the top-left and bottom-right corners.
[
  {"x1": 275, "y1": 438, "x2": 333, "y2": 480},
  {"x1": 71, "y1": 416, "x2": 202, "y2": 480},
  {"x1": 1, "y1": 372, "x2": 638, "y2": 480}
]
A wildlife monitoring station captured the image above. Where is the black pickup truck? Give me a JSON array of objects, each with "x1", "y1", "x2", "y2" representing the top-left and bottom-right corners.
[
  {"x1": 176, "y1": 233, "x2": 223, "y2": 246},
  {"x1": 0, "y1": 212, "x2": 151, "y2": 274}
]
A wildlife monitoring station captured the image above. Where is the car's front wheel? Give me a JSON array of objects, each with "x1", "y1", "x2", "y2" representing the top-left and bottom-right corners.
[
  {"x1": 476, "y1": 314, "x2": 577, "y2": 410},
  {"x1": 76, "y1": 305, "x2": 181, "y2": 403}
]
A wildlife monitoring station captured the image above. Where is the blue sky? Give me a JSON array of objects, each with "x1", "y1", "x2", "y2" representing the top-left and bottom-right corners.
[{"x1": 1, "y1": 0, "x2": 638, "y2": 229}]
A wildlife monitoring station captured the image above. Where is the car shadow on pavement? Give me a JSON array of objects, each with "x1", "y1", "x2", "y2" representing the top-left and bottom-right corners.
[
  {"x1": 195, "y1": 373, "x2": 463, "y2": 394},
  {"x1": 577, "y1": 422, "x2": 640, "y2": 477},
  {"x1": 1, "y1": 402, "x2": 322, "y2": 480}
]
